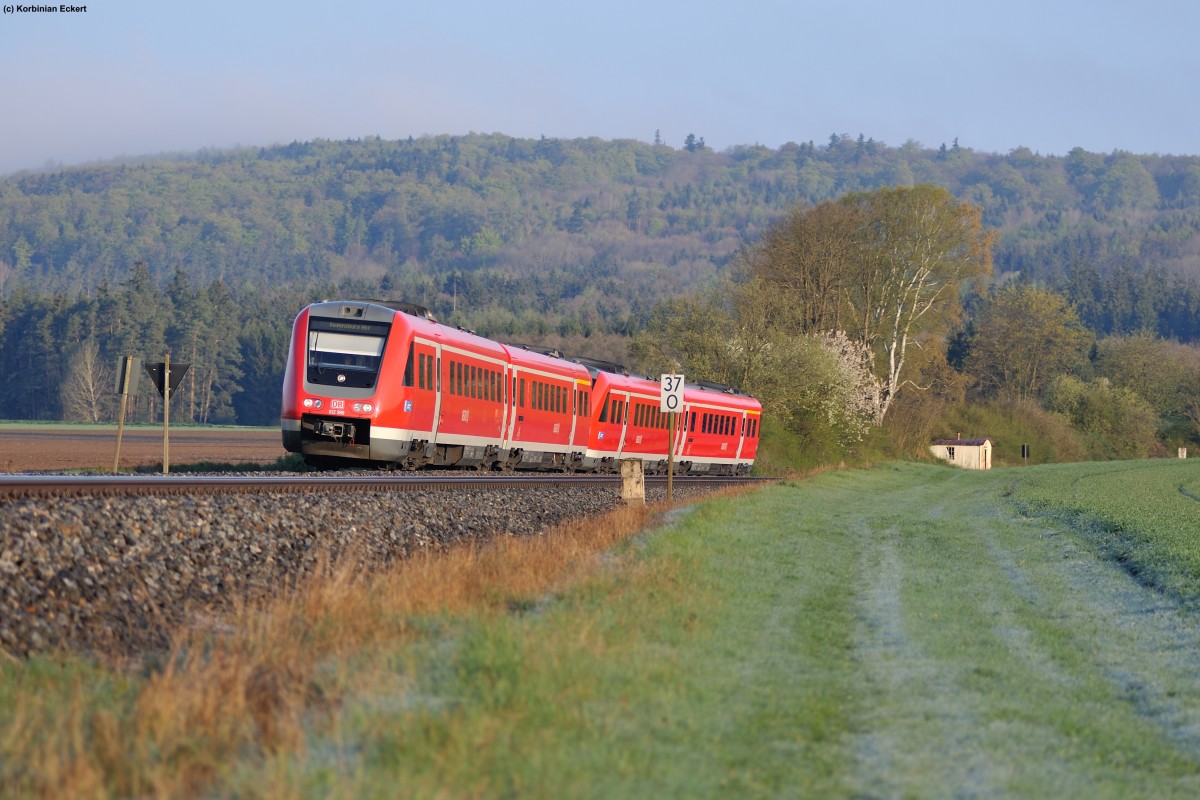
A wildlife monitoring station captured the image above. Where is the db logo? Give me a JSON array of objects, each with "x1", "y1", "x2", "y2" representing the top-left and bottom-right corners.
[{"x1": 331, "y1": 399, "x2": 345, "y2": 411}]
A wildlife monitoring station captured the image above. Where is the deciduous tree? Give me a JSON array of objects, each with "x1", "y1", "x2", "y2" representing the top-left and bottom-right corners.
[
  {"x1": 964, "y1": 284, "x2": 1092, "y2": 401},
  {"x1": 741, "y1": 185, "x2": 993, "y2": 422}
]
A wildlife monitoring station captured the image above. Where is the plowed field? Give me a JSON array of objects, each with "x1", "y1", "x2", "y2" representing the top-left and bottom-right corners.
[{"x1": 0, "y1": 424, "x2": 284, "y2": 472}]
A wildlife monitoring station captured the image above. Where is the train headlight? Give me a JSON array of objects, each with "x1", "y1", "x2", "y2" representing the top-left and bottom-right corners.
[
  {"x1": 314, "y1": 399, "x2": 323, "y2": 409},
  {"x1": 363, "y1": 403, "x2": 373, "y2": 413},
  {"x1": 303, "y1": 398, "x2": 314, "y2": 408},
  {"x1": 353, "y1": 402, "x2": 363, "y2": 413}
]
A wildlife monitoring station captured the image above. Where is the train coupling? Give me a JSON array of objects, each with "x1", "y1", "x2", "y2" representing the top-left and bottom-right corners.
[{"x1": 317, "y1": 420, "x2": 356, "y2": 440}]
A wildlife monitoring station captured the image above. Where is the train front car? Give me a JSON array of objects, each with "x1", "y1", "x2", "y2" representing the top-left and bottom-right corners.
[{"x1": 281, "y1": 301, "x2": 419, "y2": 468}]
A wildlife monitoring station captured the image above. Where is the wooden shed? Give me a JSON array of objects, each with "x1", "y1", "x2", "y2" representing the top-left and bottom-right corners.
[{"x1": 930, "y1": 437, "x2": 993, "y2": 470}]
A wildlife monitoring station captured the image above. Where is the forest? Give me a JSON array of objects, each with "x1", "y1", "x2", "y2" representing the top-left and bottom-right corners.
[{"x1": 1, "y1": 132, "x2": 1199, "y2": 459}]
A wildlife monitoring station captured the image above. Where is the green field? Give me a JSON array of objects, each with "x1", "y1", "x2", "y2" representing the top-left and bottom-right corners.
[{"x1": 5, "y1": 460, "x2": 1200, "y2": 797}]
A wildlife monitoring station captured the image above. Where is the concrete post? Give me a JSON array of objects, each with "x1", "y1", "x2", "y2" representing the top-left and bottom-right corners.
[{"x1": 621, "y1": 458, "x2": 645, "y2": 504}]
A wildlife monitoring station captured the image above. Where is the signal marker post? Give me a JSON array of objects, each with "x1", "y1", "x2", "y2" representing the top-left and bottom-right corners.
[
  {"x1": 661, "y1": 374, "x2": 684, "y2": 502},
  {"x1": 112, "y1": 355, "x2": 142, "y2": 473},
  {"x1": 144, "y1": 355, "x2": 190, "y2": 475}
]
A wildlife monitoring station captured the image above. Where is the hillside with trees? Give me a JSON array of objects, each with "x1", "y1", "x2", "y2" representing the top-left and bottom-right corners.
[{"x1": 1, "y1": 132, "x2": 1199, "y2": 459}]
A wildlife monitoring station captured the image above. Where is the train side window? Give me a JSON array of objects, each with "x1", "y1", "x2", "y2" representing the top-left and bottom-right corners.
[
  {"x1": 417, "y1": 353, "x2": 425, "y2": 390},
  {"x1": 404, "y1": 344, "x2": 415, "y2": 387},
  {"x1": 690, "y1": 411, "x2": 696, "y2": 432},
  {"x1": 520, "y1": 378, "x2": 526, "y2": 408},
  {"x1": 427, "y1": 354, "x2": 434, "y2": 391},
  {"x1": 599, "y1": 394, "x2": 609, "y2": 423}
]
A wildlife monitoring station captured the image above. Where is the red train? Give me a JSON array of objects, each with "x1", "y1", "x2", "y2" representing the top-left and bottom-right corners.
[{"x1": 281, "y1": 300, "x2": 761, "y2": 473}]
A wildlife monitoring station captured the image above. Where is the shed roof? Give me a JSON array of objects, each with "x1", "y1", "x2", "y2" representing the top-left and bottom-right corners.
[{"x1": 931, "y1": 438, "x2": 991, "y2": 446}]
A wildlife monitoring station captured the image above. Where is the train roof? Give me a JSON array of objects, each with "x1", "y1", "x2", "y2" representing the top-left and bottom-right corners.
[{"x1": 501, "y1": 342, "x2": 592, "y2": 378}]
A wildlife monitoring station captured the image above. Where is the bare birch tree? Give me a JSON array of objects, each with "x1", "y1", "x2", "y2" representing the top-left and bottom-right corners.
[
  {"x1": 743, "y1": 185, "x2": 993, "y2": 423},
  {"x1": 60, "y1": 339, "x2": 113, "y2": 422}
]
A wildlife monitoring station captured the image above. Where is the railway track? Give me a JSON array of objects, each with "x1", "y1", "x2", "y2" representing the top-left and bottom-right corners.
[{"x1": 0, "y1": 472, "x2": 767, "y2": 499}]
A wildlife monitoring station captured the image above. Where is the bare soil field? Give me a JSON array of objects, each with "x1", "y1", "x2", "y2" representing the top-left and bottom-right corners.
[{"x1": 0, "y1": 425, "x2": 285, "y2": 472}]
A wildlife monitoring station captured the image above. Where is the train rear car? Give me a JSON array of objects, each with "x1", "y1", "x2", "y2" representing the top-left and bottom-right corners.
[
  {"x1": 581, "y1": 368, "x2": 761, "y2": 475},
  {"x1": 679, "y1": 384, "x2": 762, "y2": 474}
]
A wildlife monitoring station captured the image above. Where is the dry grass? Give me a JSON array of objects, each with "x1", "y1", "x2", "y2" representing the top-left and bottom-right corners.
[{"x1": 2, "y1": 491, "x2": 761, "y2": 798}]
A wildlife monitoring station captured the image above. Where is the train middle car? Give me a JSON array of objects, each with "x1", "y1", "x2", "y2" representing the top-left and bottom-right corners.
[{"x1": 281, "y1": 300, "x2": 761, "y2": 473}]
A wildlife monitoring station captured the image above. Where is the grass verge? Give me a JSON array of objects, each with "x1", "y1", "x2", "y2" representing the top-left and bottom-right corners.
[{"x1": 7, "y1": 462, "x2": 1200, "y2": 797}]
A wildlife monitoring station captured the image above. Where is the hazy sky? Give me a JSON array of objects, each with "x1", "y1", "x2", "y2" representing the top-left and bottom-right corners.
[{"x1": 1, "y1": 0, "x2": 1197, "y2": 175}]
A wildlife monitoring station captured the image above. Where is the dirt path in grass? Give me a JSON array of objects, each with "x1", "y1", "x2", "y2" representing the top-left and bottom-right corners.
[{"x1": 840, "y1": 467, "x2": 1200, "y2": 798}]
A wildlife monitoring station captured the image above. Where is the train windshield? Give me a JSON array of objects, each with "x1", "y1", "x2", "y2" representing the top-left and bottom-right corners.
[{"x1": 306, "y1": 318, "x2": 391, "y2": 388}]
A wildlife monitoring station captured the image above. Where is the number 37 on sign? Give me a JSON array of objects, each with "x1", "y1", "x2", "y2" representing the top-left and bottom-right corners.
[{"x1": 660, "y1": 374, "x2": 685, "y2": 413}]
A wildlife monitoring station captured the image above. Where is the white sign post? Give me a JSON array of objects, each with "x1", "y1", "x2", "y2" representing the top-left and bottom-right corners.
[{"x1": 661, "y1": 374, "x2": 684, "y2": 501}]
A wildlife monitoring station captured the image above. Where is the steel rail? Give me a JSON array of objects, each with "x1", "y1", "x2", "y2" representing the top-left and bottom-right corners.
[{"x1": 0, "y1": 473, "x2": 767, "y2": 499}]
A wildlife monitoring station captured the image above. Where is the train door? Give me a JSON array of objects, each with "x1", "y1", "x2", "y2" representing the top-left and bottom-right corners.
[
  {"x1": 729, "y1": 410, "x2": 739, "y2": 460},
  {"x1": 682, "y1": 407, "x2": 698, "y2": 458},
  {"x1": 430, "y1": 344, "x2": 442, "y2": 442},
  {"x1": 674, "y1": 403, "x2": 689, "y2": 459},
  {"x1": 614, "y1": 391, "x2": 630, "y2": 456},
  {"x1": 409, "y1": 338, "x2": 440, "y2": 438},
  {"x1": 573, "y1": 380, "x2": 588, "y2": 446},
  {"x1": 504, "y1": 369, "x2": 522, "y2": 445},
  {"x1": 499, "y1": 364, "x2": 511, "y2": 449}
]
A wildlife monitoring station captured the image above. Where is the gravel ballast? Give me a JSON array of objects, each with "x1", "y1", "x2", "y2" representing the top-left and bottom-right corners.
[{"x1": 0, "y1": 482, "x2": 710, "y2": 657}]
